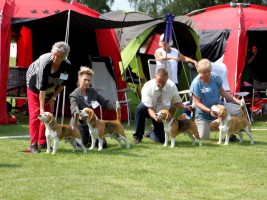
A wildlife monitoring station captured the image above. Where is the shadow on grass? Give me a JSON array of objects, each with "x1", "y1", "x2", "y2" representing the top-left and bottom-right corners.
[{"x1": 0, "y1": 163, "x2": 22, "y2": 168}]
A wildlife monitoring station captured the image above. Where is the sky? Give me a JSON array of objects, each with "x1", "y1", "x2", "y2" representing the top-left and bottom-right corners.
[{"x1": 111, "y1": 0, "x2": 134, "y2": 11}]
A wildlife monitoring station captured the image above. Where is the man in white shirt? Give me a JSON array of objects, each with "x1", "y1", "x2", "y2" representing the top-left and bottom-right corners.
[{"x1": 133, "y1": 67, "x2": 191, "y2": 144}]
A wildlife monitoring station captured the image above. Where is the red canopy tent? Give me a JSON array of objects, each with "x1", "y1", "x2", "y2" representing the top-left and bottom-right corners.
[
  {"x1": 187, "y1": 3, "x2": 267, "y2": 93},
  {"x1": 0, "y1": 0, "x2": 127, "y2": 124}
]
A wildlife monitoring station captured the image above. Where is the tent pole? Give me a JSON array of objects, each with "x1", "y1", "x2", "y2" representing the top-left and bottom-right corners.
[
  {"x1": 134, "y1": 55, "x2": 141, "y2": 102},
  {"x1": 58, "y1": 9, "x2": 71, "y2": 124}
]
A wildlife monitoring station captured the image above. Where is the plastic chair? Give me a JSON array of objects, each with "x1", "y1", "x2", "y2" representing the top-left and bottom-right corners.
[
  {"x1": 251, "y1": 80, "x2": 267, "y2": 121},
  {"x1": 90, "y1": 56, "x2": 132, "y2": 125}
]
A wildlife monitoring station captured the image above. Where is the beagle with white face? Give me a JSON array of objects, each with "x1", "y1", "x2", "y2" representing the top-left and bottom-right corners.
[
  {"x1": 211, "y1": 104, "x2": 253, "y2": 145},
  {"x1": 79, "y1": 101, "x2": 130, "y2": 151},
  {"x1": 38, "y1": 108, "x2": 87, "y2": 155},
  {"x1": 156, "y1": 110, "x2": 202, "y2": 148}
]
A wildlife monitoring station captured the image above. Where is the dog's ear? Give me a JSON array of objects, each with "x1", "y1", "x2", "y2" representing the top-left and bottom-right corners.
[
  {"x1": 217, "y1": 107, "x2": 227, "y2": 122},
  {"x1": 90, "y1": 112, "x2": 97, "y2": 125},
  {"x1": 165, "y1": 111, "x2": 172, "y2": 122},
  {"x1": 48, "y1": 114, "x2": 56, "y2": 129}
]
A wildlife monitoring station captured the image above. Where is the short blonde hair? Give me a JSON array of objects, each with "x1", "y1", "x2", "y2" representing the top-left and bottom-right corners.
[
  {"x1": 78, "y1": 66, "x2": 94, "y2": 77},
  {"x1": 196, "y1": 59, "x2": 211, "y2": 73}
]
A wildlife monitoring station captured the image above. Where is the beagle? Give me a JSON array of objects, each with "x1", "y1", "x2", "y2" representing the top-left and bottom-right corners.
[
  {"x1": 38, "y1": 107, "x2": 87, "y2": 155},
  {"x1": 156, "y1": 110, "x2": 202, "y2": 148},
  {"x1": 79, "y1": 101, "x2": 130, "y2": 151},
  {"x1": 211, "y1": 104, "x2": 254, "y2": 145}
]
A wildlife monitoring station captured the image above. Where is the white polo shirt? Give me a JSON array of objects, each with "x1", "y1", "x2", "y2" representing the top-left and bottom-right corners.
[{"x1": 141, "y1": 79, "x2": 182, "y2": 111}]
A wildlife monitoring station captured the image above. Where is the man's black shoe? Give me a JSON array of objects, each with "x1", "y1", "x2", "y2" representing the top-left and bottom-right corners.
[
  {"x1": 229, "y1": 134, "x2": 240, "y2": 142},
  {"x1": 133, "y1": 138, "x2": 141, "y2": 144}
]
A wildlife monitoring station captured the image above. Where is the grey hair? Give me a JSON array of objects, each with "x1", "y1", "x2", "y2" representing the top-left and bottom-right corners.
[
  {"x1": 51, "y1": 41, "x2": 70, "y2": 58},
  {"x1": 155, "y1": 66, "x2": 169, "y2": 77}
]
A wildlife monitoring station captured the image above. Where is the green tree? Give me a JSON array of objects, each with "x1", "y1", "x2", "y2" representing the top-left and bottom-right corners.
[{"x1": 129, "y1": 0, "x2": 267, "y2": 17}]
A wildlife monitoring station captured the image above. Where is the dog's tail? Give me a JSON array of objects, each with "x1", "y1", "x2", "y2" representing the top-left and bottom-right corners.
[
  {"x1": 116, "y1": 101, "x2": 121, "y2": 122},
  {"x1": 74, "y1": 106, "x2": 80, "y2": 128}
]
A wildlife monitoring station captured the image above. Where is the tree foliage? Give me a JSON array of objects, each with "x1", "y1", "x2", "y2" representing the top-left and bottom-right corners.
[{"x1": 129, "y1": 0, "x2": 267, "y2": 18}]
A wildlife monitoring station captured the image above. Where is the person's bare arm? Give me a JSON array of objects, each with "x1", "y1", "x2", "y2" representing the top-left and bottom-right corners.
[{"x1": 179, "y1": 53, "x2": 197, "y2": 66}]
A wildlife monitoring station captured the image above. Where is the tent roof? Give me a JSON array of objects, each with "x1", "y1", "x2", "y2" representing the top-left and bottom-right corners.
[
  {"x1": 104, "y1": 11, "x2": 198, "y2": 51},
  {"x1": 12, "y1": 10, "x2": 159, "y2": 30},
  {"x1": 188, "y1": 4, "x2": 267, "y2": 30},
  {"x1": 11, "y1": 0, "x2": 99, "y2": 18}
]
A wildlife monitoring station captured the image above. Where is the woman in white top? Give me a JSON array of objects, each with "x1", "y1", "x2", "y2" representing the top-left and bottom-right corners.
[{"x1": 154, "y1": 34, "x2": 198, "y2": 85}]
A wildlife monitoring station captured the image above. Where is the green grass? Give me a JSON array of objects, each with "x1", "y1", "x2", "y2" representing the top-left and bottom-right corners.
[
  {"x1": 0, "y1": 114, "x2": 267, "y2": 200},
  {"x1": 9, "y1": 57, "x2": 16, "y2": 67}
]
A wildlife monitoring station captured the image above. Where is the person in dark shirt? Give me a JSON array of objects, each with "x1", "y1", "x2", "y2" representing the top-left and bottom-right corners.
[
  {"x1": 26, "y1": 41, "x2": 71, "y2": 153},
  {"x1": 69, "y1": 66, "x2": 116, "y2": 148}
]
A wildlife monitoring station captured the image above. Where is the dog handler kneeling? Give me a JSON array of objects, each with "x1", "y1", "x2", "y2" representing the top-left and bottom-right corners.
[
  {"x1": 190, "y1": 59, "x2": 243, "y2": 140},
  {"x1": 133, "y1": 67, "x2": 191, "y2": 144}
]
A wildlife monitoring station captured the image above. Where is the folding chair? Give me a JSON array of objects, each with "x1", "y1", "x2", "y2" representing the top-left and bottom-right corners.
[
  {"x1": 90, "y1": 56, "x2": 132, "y2": 125},
  {"x1": 251, "y1": 80, "x2": 267, "y2": 121},
  {"x1": 211, "y1": 62, "x2": 251, "y2": 123}
]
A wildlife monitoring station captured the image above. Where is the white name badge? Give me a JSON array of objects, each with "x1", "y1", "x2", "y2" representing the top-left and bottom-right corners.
[
  {"x1": 163, "y1": 101, "x2": 171, "y2": 107},
  {"x1": 60, "y1": 73, "x2": 68, "y2": 80},
  {"x1": 201, "y1": 87, "x2": 210, "y2": 93},
  {"x1": 91, "y1": 101, "x2": 100, "y2": 109}
]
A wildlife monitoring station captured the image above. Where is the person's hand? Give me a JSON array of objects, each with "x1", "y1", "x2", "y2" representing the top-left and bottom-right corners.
[
  {"x1": 183, "y1": 105, "x2": 191, "y2": 111},
  {"x1": 175, "y1": 57, "x2": 181, "y2": 62},
  {"x1": 154, "y1": 117, "x2": 162, "y2": 123},
  {"x1": 193, "y1": 60, "x2": 198, "y2": 67},
  {"x1": 40, "y1": 107, "x2": 45, "y2": 114},
  {"x1": 210, "y1": 110, "x2": 218, "y2": 118}
]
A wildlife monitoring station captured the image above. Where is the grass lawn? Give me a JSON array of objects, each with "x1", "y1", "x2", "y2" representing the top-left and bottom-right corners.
[{"x1": 0, "y1": 113, "x2": 266, "y2": 200}]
